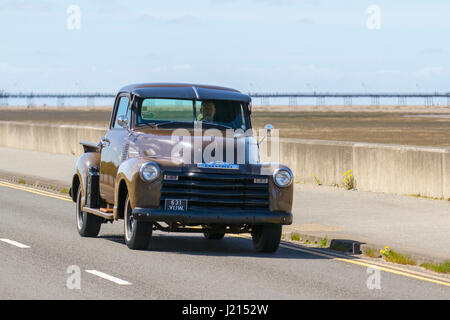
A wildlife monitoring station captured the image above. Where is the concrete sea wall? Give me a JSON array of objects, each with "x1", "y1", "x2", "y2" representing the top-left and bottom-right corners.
[{"x1": 0, "y1": 121, "x2": 105, "y2": 156}]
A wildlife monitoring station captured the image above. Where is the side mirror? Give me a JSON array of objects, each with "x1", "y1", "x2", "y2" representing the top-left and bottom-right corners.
[
  {"x1": 265, "y1": 124, "x2": 273, "y2": 135},
  {"x1": 258, "y1": 124, "x2": 274, "y2": 146},
  {"x1": 117, "y1": 115, "x2": 128, "y2": 129}
]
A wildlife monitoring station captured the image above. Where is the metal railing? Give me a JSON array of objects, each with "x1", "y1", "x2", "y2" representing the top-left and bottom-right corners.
[{"x1": 0, "y1": 91, "x2": 449, "y2": 106}]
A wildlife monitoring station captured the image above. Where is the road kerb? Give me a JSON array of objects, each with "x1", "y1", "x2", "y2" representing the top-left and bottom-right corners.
[{"x1": 281, "y1": 229, "x2": 450, "y2": 266}]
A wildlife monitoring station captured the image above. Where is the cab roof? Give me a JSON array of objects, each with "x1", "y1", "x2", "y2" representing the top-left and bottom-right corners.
[{"x1": 119, "y1": 83, "x2": 251, "y2": 102}]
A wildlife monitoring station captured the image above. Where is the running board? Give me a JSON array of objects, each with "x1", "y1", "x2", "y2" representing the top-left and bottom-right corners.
[{"x1": 83, "y1": 207, "x2": 114, "y2": 220}]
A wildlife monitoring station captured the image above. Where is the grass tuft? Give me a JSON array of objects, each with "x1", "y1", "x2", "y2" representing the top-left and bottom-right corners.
[
  {"x1": 320, "y1": 236, "x2": 327, "y2": 248},
  {"x1": 363, "y1": 247, "x2": 379, "y2": 258},
  {"x1": 18, "y1": 179, "x2": 26, "y2": 184},
  {"x1": 420, "y1": 260, "x2": 450, "y2": 274},
  {"x1": 383, "y1": 249, "x2": 416, "y2": 265},
  {"x1": 313, "y1": 174, "x2": 322, "y2": 186},
  {"x1": 290, "y1": 233, "x2": 300, "y2": 241},
  {"x1": 342, "y1": 170, "x2": 355, "y2": 190},
  {"x1": 408, "y1": 194, "x2": 444, "y2": 201}
]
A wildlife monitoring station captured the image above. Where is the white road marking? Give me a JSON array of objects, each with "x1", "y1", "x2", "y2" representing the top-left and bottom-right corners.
[
  {"x1": 0, "y1": 238, "x2": 30, "y2": 249},
  {"x1": 85, "y1": 270, "x2": 131, "y2": 285}
]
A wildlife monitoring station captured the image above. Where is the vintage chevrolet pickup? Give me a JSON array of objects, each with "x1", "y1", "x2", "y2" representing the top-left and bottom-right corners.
[{"x1": 69, "y1": 83, "x2": 293, "y2": 252}]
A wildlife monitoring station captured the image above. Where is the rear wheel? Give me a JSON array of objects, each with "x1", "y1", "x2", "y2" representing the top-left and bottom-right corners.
[
  {"x1": 76, "y1": 188, "x2": 102, "y2": 237},
  {"x1": 251, "y1": 224, "x2": 282, "y2": 253},
  {"x1": 124, "y1": 194, "x2": 153, "y2": 250}
]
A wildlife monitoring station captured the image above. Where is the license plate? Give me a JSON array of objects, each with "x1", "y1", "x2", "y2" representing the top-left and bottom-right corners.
[{"x1": 164, "y1": 199, "x2": 188, "y2": 211}]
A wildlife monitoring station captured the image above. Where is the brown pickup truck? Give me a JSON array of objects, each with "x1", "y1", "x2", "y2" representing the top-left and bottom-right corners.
[{"x1": 69, "y1": 83, "x2": 293, "y2": 252}]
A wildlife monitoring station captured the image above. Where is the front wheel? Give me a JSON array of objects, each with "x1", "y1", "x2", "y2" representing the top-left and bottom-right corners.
[
  {"x1": 124, "y1": 194, "x2": 153, "y2": 250},
  {"x1": 76, "y1": 188, "x2": 102, "y2": 237},
  {"x1": 251, "y1": 224, "x2": 282, "y2": 253}
]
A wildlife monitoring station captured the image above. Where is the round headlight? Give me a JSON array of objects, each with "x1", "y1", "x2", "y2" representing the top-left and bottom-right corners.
[
  {"x1": 139, "y1": 162, "x2": 160, "y2": 182},
  {"x1": 273, "y1": 168, "x2": 293, "y2": 187}
]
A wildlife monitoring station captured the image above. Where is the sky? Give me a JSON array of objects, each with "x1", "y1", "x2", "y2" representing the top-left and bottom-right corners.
[{"x1": 0, "y1": 0, "x2": 449, "y2": 94}]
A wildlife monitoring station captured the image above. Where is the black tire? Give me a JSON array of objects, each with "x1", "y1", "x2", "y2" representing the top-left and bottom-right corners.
[
  {"x1": 203, "y1": 230, "x2": 225, "y2": 240},
  {"x1": 76, "y1": 187, "x2": 102, "y2": 237},
  {"x1": 124, "y1": 194, "x2": 152, "y2": 250},
  {"x1": 251, "y1": 224, "x2": 282, "y2": 253}
]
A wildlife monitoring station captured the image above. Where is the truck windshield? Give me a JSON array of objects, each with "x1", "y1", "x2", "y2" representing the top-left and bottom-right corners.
[{"x1": 136, "y1": 98, "x2": 248, "y2": 130}]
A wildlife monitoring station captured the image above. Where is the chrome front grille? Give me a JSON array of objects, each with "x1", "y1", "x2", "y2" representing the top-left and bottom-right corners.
[{"x1": 160, "y1": 172, "x2": 269, "y2": 209}]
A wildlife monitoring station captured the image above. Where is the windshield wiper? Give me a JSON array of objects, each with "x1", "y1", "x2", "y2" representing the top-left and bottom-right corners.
[
  {"x1": 153, "y1": 121, "x2": 192, "y2": 128},
  {"x1": 200, "y1": 122, "x2": 233, "y2": 129},
  {"x1": 141, "y1": 122, "x2": 158, "y2": 128},
  {"x1": 140, "y1": 121, "x2": 233, "y2": 130}
]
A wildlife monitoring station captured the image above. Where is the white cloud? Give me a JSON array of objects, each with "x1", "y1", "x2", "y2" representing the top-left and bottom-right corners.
[
  {"x1": 172, "y1": 64, "x2": 193, "y2": 71},
  {"x1": 373, "y1": 69, "x2": 401, "y2": 76},
  {"x1": 263, "y1": 0, "x2": 320, "y2": 5},
  {"x1": 412, "y1": 67, "x2": 444, "y2": 79},
  {"x1": 136, "y1": 13, "x2": 157, "y2": 22},
  {"x1": 166, "y1": 15, "x2": 201, "y2": 25},
  {"x1": 151, "y1": 64, "x2": 193, "y2": 73},
  {"x1": 296, "y1": 17, "x2": 314, "y2": 24},
  {"x1": 211, "y1": 0, "x2": 320, "y2": 6},
  {"x1": 421, "y1": 48, "x2": 445, "y2": 55},
  {"x1": 136, "y1": 14, "x2": 201, "y2": 25},
  {"x1": 0, "y1": 0, "x2": 56, "y2": 12}
]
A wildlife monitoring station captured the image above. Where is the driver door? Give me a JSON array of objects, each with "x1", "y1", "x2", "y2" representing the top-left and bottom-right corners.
[{"x1": 99, "y1": 94, "x2": 131, "y2": 203}]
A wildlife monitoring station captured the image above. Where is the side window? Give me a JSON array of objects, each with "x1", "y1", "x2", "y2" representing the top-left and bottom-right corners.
[{"x1": 114, "y1": 96, "x2": 130, "y2": 128}]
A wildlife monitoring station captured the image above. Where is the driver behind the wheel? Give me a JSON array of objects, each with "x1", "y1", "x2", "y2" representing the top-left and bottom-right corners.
[{"x1": 198, "y1": 101, "x2": 216, "y2": 122}]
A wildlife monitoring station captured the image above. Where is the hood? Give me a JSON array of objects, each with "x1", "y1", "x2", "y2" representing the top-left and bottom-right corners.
[{"x1": 128, "y1": 127, "x2": 264, "y2": 174}]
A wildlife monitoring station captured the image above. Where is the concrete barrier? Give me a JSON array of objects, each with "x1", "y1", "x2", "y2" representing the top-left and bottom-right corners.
[
  {"x1": 262, "y1": 138, "x2": 450, "y2": 200},
  {"x1": 274, "y1": 138, "x2": 353, "y2": 186},
  {"x1": 0, "y1": 121, "x2": 105, "y2": 156},
  {"x1": 353, "y1": 143, "x2": 446, "y2": 198},
  {"x1": 443, "y1": 150, "x2": 450, "y2": 199},
  {"x1": 1, "y1": 121, "x2": 449, "y2": 199}
]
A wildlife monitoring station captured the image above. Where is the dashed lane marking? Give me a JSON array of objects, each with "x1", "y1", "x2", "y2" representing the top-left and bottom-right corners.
[
  {"x1": 0, "y1": 238, "x2": 31, "y2": 249},
  {"x1": 85, "y1": 270, "x2": 132, "y2": 285}
]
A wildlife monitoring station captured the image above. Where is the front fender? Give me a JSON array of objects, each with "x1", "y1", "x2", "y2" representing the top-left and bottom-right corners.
[
  {"x1": 114, "y1": 158, "x2": 163, "y2": 219},
  {"x1": 260, "y1": 162, "x2": 294, "y2": 213}
]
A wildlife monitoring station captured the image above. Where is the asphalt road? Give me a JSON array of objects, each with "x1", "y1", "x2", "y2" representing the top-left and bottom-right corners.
[
  {"x1": 0, "y1": 184, "x2": 449, "y2": 300},
  {"x1": 1, "y1": 146, "x2": 449, "y2": 262}
]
